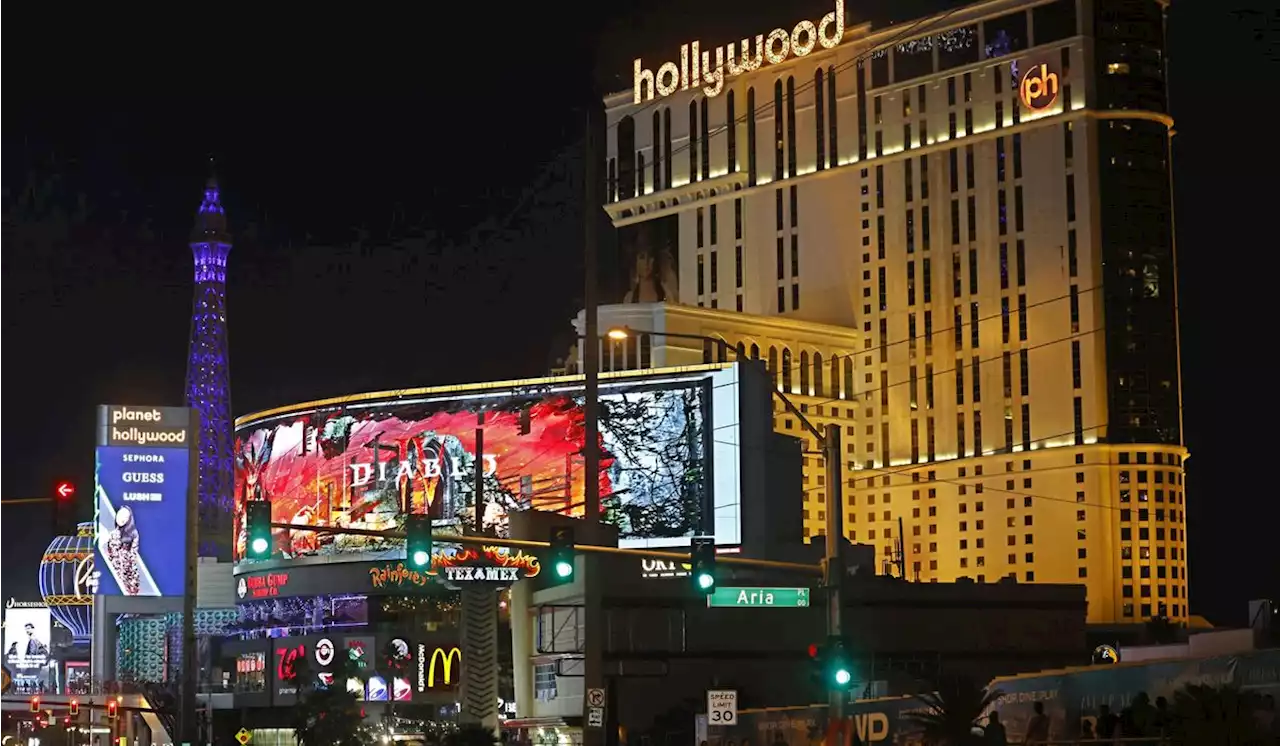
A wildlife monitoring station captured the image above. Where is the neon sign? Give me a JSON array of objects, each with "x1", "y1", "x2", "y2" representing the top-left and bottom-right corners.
[
  {"x1": 1019, "y1": 63, "x2": 1059, "y2": 111},
  {"x1": 634, "y1": 0, "x2": 844, "y2": 103}
]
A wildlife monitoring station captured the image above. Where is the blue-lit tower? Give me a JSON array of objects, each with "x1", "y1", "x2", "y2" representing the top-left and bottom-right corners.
[{"x1": 185, "y1": 175, "x2": 234, "y2": 557}]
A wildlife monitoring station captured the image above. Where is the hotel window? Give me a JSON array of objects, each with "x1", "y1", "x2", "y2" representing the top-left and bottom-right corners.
[
  {"x1": 965, "y1": 146, "x2": 975, "y2": 190},
  {"x1": 790, "y1": 186, "x2": 799, "y2": 228},
  {"x1": 1069, "y1": 285, "x2": 1080, "y2": 333},
  {"x1": 874, "y1": 95, "x2": 883, "y2": 125},
  {"x1": 689, "y1": 100, "x2": 699, "y2": 182},
  {"x1": 735, "y1": 246, "x2": 743, "y2": 288},
  {"x1": 952, "y1": 252, "x2": 963, "y2": 298},
  {"x1": 776, "y1": 189, "x2": 784, "y2": 231},
  {"x1": 773, "y1": 81, "x2": 784, "y2": 182},
  {"x1": 957, "y1": 412, "x2": 967, "y2": 456},
  {"x1": 995, "y1": 100, "x2": 1004, "y2": 128},
  {"x1": 735, "y1": 199, "x2": 743, "y2": 240},
  {"x1": 1016, "y1": 240, "x2": 1026, "y2": 286},
  {"x1": 875, "y1": 131, "x2": 883, "y2": 157},
  {"x1": 701, "y1": 97, "x2": 711, "y2": 179},
  {"x1": 1019, "y1": 350, "x2": 1030, "y2": 396},
  {"x1": 652, "y1": 111, "x2": 661, "y2": 190},
  {"x1": 998, "y1": 190, "x2": 1008, "y2": 235},
  {"x1": 1067, "y1": 229, "x2": 1078, "y2": 277},
  {"x1": 963, "y1": 72, "x2": 972, "y2": 102},
  {"x1": 922, "y1": 205, "x2": 932, "y2": 250},
  {"x1": 710, "y1": 204, "x2": 718, "y2": 245},
  {"x1": 947, "y1": 77, "x2": 956, "y2": 106},
  {"x1": 997, "y1": 139, "x2": 1006, "y2": 182},
  {"x1": 971, "y1": 356, "x2": 982, "y2": 403},
  {"x1": 828, "y1": 67, "x2": 839, "y2": 162},
  {"x1": 999, "y1": 243, "x2": 1009, "y2": 289},
  {"x1": 954, "y1": 305, "x2": 964, "y2": 348},
  {"x1": 663, "y1": 108, "x2": 673, "y2": 189},
  {"x1": 878, "y1": 267, "x2": 887, "y2": 311},
  {"x1": 1071, "y1": 341, "x2": 1081, "y2": 388},
  {"x1": 786, "y1": 76, "x2": 798, "y2": 178},
  {"x1": 1066, "y1": 174, "x2": 1077, "y2": 222},
  {"x1": 973, "y1": 411, "x2": 983, "y2": 455},
  {"x1": 967, "y1": 196, "x2": 977, "y2": 242},
  {"x1": 814, "y1": 69, "x2": 826, "y2": 170},
  {"x1": 920, "y1": 156, "x2": 930, "y2": 199},
  {"x1": 949, "y1": 112, "x2": 957, "y2": 139},
  {"x1": 1018, "y1": 294, "x2": 1028, "y2": 341},
  {"x1": 697, "y1": 255, "x2": 705, "y2": 296},
  {"x1": 876, "y1": 166, "x2": 885, "y2": 209},
  {"x1": 965, "y1": 107, "x2": 973, "y2": 134},
  {"x1": 905, "y1": 160, "x2": 914, "y2": 203},
  {"x1": 791, "y1": 235, "x2": 800, "y2": 277},
  {"x1": 726, "y1": 90, "x2": 737, "y2": 173},
  {"x1": 1001, "y1": 298, "x2": 1010, "y2": 343},
  {"x1": 776, "y1": 238, "x2": 784, "y2": 280},
  {"x1": 696, "y1": 208, "x2": 704, "y2": 248},
  {"x1": 970, "y1": 303, "x2": 980, "y2": 348},
  {"x1": 923, "y1": 259, "x2": 932, "y2": 303},
  {"x1": 956, "y1": 365, "x2": 965, "y2": 405},
  {"x1": 1013, "y1": 134, "x2": 1022, "y2": 178},
  {"x1": 950, "y1": 200, "x2": 961, "y2": 246},
  {"x1": 907, "y1": 210, "x2": 916, "y2": 254},
  {"x1": 925, "y1": 363, "x2": 935, "y2": 408},
  {"x1": 747, "y1": 87, "x2": 757, "y2": 185},
  {"x1": 949, "y1": 149, "x2": 959, "y2": 193},
  {"x1": 1074, "y1": 397, "x2": 1085, "y2": 444},
  {"x1": 1063, "y1": 120, "x2": 1073, "y2": 164},
  {"x1": 877, "y1": 216, "x2": 886, "y2": 260},
  {"x1": 710, "y1": 251, "x2": 719, "y2": 294},
  {"x1": 968, "y1": 248, "x2": 978, "y2": 295},
  {"x1": 856, "y1": 61, "x2": 868, "y2": 160},
  {"x1": 1014, "y1": 186, "x2": 1024, "y2": 232},
  {"x1": 908, "y1": 262, "x2": 917, "y2": 305}
]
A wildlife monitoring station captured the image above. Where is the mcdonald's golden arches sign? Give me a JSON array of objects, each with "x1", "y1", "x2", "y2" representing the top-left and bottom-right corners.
[{"x1": 416, "y1": 644, "x2": 462, "y2": 692}]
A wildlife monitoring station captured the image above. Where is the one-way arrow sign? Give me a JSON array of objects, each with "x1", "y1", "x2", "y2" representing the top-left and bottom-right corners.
[{"x1": 55, "y1": 482, "x2": 75, "y2": 499}]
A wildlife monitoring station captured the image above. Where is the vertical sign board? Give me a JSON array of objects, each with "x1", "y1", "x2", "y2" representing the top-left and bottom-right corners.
[
  {"x1": 93, "y1": 405, "x2": 196, "y2": 596},
  {"x1": 707, "y1": 689, "x2": 738, "y2": 726}
]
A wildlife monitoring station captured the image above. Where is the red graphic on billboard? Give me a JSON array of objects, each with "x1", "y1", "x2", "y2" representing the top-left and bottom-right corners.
[{"x1": 232, "y1": 381, "x2": 711, "y2": 560}]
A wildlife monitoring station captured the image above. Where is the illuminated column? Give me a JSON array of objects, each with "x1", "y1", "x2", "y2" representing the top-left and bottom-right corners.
[
  {"x1": 460, "y1": 585, "x2": 499, "y2": 730},
  {"x1": 185, "y1": 175, "x2": 235, "y2": 557}
]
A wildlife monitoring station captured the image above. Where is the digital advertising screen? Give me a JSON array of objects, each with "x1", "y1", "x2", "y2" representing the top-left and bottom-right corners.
[
  {"x1": 3, "y1": 606, "x2": 51, "y2": 672},
  {"x1": 93, "y1": 444, "x2": 191, "y2": 596},
  {"x1": 233, "y1": 366, "x2": 747, "y2": 560}
]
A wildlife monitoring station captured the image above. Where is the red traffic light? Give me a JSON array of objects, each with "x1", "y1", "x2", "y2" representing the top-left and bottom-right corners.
[
  {"x1": 55, "y1": 481, "x2": 76, "y2": 500},
  {"x1": 808, "y1": 643, "x2": 820, "y2": 658},
  {"x1": 69, "y1": 699, "x2": 80, "y2": 716},
  {"x1": 106, "y1": 700, "x2": 118, "y2": 719},
  {"x1": 29, "y1": 696, "x2": 40, "y2": 713}
]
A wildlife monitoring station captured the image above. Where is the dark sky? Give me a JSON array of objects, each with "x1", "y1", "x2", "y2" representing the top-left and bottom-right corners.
[{"x1": 3, "y1": 1, "x2": 1275, "y2": 626}]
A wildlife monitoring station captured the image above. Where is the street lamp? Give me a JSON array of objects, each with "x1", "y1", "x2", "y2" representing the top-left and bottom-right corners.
[
  {"x1": 603, "y1": 326, "x2": 730, "y2": 362},
  {"x1": 606, "y1": 324, "x2": 847, "y2": 720}
]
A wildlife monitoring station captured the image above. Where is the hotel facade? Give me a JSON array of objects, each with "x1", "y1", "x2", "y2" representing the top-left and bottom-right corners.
[{"x1": 587, "y1": 0, "x2": 1186, "y2": 624}]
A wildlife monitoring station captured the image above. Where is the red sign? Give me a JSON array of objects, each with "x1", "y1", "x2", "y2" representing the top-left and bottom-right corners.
[
  {"x1": 243, "y1": 572, "x2": 291, "y2": 599},
  {"x1": 276, "y1": 644, "x2": 304, "y2": 680},
  {"x1": 56, "y1": 482, "x2": 76, "y2": 500}
]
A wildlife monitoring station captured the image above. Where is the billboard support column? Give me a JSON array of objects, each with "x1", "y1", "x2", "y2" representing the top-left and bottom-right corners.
[
  {"x1": 459, "y1": 585, "x2": 499, "y2": 730},
  {"x1": 180, "y1": 410, "x2": 200, "y2": 746}
]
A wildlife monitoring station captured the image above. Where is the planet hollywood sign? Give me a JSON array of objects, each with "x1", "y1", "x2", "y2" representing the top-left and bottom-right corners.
[{"x1": 633, "y1": 0, "x2": 845, "y2": 103}]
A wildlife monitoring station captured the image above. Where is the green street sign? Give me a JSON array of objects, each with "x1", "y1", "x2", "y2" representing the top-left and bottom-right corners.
[{"x1": 706, "y1": 586, "x2": 811, "y2": 608}]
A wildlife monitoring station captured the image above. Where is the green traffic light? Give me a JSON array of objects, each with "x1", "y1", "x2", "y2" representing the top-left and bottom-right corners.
[
  {"x1": 250, "y1": 537, "x2": 269, "y2": 556},
  {"x1": 834, "y1": 668, "x2": 852, "y2": 686},
  {"x1": 697, "y1": 572, "x2": 715, "y2": 590},
  {"x1": 412, "y1": 550, "x2": 430, "y2": 567},
  {"x1": 555, "y1": 559, "x2": 574, "y2": 578}
]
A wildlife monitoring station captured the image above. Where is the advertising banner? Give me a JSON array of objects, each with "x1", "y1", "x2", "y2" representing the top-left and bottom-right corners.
[
  {"x1": 3, "y1": 606, "x2": 51, "y2": 673},
  {"x1": 233, "y1": 368, "x2": 747, "y2": 560},
  {"x1": 268, "y1": 632, "x2": 457, "y2": 706},
  {"x1": 93, "y1": 405, "x2": 194, "y2": 597}
]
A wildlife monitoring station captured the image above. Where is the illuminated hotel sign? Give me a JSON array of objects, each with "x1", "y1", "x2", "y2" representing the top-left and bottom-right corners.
[
  {"x1": 634, "y1": 0, "x2": 845, "y2": 103},
  {"x1": 1019, "y1": 62, "x2": 1059, "y2": 112}
]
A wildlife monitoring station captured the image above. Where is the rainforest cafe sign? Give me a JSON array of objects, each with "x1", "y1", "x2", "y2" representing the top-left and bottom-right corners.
[
  {"x1": 368, "y1": 546, "x2": 541, "y2": 589},
  {"x1": 634, "y1": 0, "x2": 845, "y2": 103}
]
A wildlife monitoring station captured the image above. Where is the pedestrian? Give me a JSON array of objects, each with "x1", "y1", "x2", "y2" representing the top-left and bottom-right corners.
[
  {"x1": 1023, "y1": 702, "x2": 1049, "y2": 745},
  {"x1": 1096, "y1": 704, "x2": 1119, "y2": 742},
  {"x1": 983, "y1": 711, "x2": 1008, "y2": 745}
]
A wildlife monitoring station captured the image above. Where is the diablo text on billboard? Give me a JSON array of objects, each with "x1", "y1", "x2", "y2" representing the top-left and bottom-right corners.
[
  {"x1": 634, "y1": 0, "x2": 845, "y2": 103},
  {"x1": 94, "y1": 404, "x2": 195, "y2": 597},
  {"x1": 1019, "y1": 62, "x2": 1060, "y2": 112},
  {"x1": 97, "y1": 405, "x2": 194, "y2": 448}
]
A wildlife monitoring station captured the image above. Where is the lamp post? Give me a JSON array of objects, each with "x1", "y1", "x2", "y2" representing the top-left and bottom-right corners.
[{"x1": 605, "y1": 325, "x2": 848, "y2": 722}]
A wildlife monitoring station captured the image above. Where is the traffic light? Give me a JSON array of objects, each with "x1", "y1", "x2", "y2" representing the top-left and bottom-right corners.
[
  {"x1": 69, "y1": 699, "x2": 79, "y2": 716},
  {"x1": 691, "y1": 536, "x2": 717, "y2": 594},
  {"x1": 107, "y1": 700, "x2": 119, "y2": 720},
  {"x1": 29, "y1": 696, "x2": 40, "y2": 713},
  {"x1": 809, "y1": 637, "x2": 855, "y2": 691},
  {"x1": 246, "y1": 500, "x2": 273, "y2": 559},
  {"x1": 53, "y1": 480, "x2": 76, "y2": 533},
  {"x1": 548, "y1": 526, "x2": 575, "y2": 583},
  {"x1": 406, "y1": 514, "x2": 432, "y2": 569}
]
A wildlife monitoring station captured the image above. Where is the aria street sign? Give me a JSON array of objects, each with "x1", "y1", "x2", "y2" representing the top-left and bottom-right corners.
[{"x1": 706, "y1": 586, "x2": 810, "y2": 608}]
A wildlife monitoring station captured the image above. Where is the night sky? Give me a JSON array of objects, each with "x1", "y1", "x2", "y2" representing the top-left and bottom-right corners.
[{"x1": 3, "y1": 1, "x2": 1274, "y2": 626}]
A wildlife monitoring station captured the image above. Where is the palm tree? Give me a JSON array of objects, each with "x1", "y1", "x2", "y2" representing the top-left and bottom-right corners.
[
  {"x1": 903, "y1": 677, "x2": 1003, "y2": 746},
  {"x1": 1167, "y1": 683, "x2": 1266, "y2": 746}
]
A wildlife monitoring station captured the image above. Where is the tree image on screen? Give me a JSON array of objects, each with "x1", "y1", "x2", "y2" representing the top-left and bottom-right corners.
[{"x1": 232, "y1": 382, "x2": 708, "y2": 559}]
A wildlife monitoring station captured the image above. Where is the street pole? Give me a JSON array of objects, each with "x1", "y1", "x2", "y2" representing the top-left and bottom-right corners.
[
  {"x1": 181, "y1": 409, "x2": 200, "y2": 745},
  {"x1": 581, "y1": 104, "x2": 607, "y2": 746},
  {"x1": 475, "y1": 411, "x2": 486, "y2": 534},
  {"x1": 823, "y1": 423, "x2": 845, "y2": 726}
]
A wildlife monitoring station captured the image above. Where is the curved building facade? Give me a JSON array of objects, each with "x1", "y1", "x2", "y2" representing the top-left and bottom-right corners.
[{"x1": 599, "y1": 0, "x2": 1186, "y2": 624}]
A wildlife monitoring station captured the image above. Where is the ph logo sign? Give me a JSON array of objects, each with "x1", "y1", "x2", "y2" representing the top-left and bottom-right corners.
[{"x1": 1019, "y1": 63, "x2": 1060, "y2": 112}]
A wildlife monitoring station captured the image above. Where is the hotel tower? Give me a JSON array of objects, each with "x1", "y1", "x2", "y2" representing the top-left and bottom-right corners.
[{"x1": 586, "y1": 0, "x2": 1185, "y2": 624}]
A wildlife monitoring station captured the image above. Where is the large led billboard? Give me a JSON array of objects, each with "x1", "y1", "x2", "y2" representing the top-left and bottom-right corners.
[
  {"x1": 234, "y1": 365, "x2": 751, "y2": 559},
  {"x1": 93, "y1": 405, "x2": 195, "y2": 596},
  {"x1": 3, "y1": 606, "x2": 51, "y2": 672}
]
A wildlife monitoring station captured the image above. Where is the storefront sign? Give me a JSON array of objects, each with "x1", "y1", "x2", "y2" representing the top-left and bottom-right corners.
[
  {"x1": 416, "y1": 644, "x2": 461, "y2": 691},
  {"x1": 634, "y1": 0, "x2": 844, "y2": 103}
]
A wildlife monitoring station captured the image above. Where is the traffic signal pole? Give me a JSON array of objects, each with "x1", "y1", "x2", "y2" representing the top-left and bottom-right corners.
[{"x1": 823, "y1": 423, "x2": 846, "y2": 726}]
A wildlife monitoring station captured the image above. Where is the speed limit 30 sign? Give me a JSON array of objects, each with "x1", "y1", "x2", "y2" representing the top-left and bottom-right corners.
[{"x1": 707, "y1": 689, "x2": 738, "y2": 725}]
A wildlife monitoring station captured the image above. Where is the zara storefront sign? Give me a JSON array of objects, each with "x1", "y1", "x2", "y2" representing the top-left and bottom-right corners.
[{"x1": 634, "y1": 0, "x2": 844, "y2": 103}]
